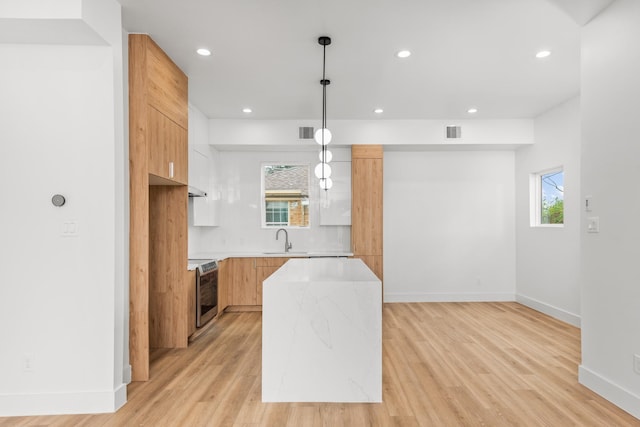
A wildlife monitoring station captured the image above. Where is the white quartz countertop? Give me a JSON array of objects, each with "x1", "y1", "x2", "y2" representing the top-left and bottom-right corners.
[
  {"x1": 188, "y1": 251, "x2": 353, "y2": 262},
  {"x1": 266, "y1": 257, "x2": 378, "y2": 283}
]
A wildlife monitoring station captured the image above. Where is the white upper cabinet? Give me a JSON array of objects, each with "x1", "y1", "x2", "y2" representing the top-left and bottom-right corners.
[
  {"x1": 188, "y1": 146, "x2": 209, "y2": 192},
  {"x1": 319, "y1": 161, "x2": 351, "y2": 226}
]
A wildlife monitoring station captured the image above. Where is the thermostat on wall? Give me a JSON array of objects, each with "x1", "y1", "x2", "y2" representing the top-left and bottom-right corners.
[{"x1": 51, "y1": 194, "x2": 66, "y2": 207}]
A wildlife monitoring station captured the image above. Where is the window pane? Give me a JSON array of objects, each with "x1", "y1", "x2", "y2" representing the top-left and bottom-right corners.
[
  {"x1": 265, "y1": 201, "x2": 288, "y2": 226},
  {"x1": 541, "y1": 170, "x2": 564, "y2": 224}
]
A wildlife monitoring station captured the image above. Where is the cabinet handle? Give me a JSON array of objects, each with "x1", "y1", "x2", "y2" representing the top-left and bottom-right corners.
[{"x1": 169, "y1": 161, "x2": 174, "y2": 178}]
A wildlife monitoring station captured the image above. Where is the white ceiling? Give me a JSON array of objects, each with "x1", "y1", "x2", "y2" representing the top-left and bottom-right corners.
[{"x1": 119, "y1": 0, "x2": 583, "y2": 121}]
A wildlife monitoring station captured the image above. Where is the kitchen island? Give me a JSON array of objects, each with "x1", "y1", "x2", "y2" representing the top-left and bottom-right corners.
[{"x1": 262, "y1": 258, "x2": 382, "y2": 402}]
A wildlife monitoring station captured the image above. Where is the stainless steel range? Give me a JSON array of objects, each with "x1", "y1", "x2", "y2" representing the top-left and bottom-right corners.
[{"x1": 188, "y1": 259, "x2": 218, "y2": 327}]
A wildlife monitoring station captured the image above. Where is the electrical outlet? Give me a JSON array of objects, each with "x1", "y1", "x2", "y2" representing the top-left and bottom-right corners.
[{"x1": 634, "y1": 354, "x2": 640, "y2": 375}]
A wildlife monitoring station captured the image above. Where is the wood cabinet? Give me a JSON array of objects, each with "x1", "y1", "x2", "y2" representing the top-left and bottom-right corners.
[
  {"x1": 351, "y1": 145, "x2": 383, "y2": 281},
  {"x1": 217, "y1": 259, "x2": 229, "y2": 315},
  {"x1": 256, "y1": 257, "x2": 290, "y2": 305},
  {"x1": 148, "y1": 106, "x2": 188, "y2": 184},
  {"x1": 228, "y1": 258, "x2": 257, "y2": 306},
  {"x1": 222, "y1": 257, "x2": 291, "y2": 309},
  {"x1": 129, "y1": 34, "x2": 189, "y2": 381},
  {"x1": 187, "y1": 269, "x2": 196, "y2": 338}
]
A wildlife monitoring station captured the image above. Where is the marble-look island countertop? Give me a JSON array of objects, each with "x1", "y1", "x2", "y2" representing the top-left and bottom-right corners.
[{"x1": 262, "y1": 258, "x2": 382, "y2": 403}]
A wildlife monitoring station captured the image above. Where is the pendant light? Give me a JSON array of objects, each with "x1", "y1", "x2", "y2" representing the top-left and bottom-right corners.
[{"x1": 315, "y1": 36, "x2": 333, "y2": 191}]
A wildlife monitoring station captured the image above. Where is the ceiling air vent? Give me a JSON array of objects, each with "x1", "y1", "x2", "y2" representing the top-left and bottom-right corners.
[
  {"x1": 445, "y1": 125, "x2": 462, "y2": 139},
  {"x1": 299, "y1": 126, "x2": 315, "y2": 139}
]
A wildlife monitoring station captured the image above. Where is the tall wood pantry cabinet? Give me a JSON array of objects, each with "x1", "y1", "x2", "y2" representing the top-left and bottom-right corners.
[
  {"x1": 129, "y1": 34, "x2": 189, "y2": 381},
  {"x1": 351, "y1": 145, "x2": 383, "y2": 281}
]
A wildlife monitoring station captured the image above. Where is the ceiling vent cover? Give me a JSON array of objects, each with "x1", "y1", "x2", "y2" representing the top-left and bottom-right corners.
[
  {"x1": 445, "y1": 125, "x2": 462, "y2": 139},
  {"x1": 299, "y1": 127, "x2": 315, "y2": 139}
]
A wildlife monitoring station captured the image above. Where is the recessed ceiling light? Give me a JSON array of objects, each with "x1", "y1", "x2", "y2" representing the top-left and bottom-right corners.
[
  {"x1": 242, "y1": 108, "x2": 252, "y2": 113},
  {"x1": 396, "y1": 50, "x2": 411, "y2": 58},
  {"x1": 196, "y1": 48, "x2": 211, "y2": 56},
  {"x1": 467, "y1": 108, "x2": 478, "y2": 114},
  {"x1": 374, "y1": 108, "x2": 384, "y2": 114},
  {"x1": 536, "y1": 50, "x2": 551, "y2": 59}
]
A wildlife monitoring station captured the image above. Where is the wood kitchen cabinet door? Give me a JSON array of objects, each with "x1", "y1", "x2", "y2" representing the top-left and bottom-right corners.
[
  {"x1": 229, "y1": 258, "x2": 257, "y2": 306},
  {"x1": 256, "y1": 257, "x2": 289, "y2": 305},
  {"x1": 217, "y1": 259, "x2": 229, "y2": 315},
  {"x1": 187, "y1": 269, "x2": 196, "y2": 337},
  {"x1": 148, "y1": 107, "x2": 188, "y2": 184}
]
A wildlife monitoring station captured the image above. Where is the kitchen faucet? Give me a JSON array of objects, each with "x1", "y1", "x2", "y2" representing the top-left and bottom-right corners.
[{"x1": 276, "y1": 228, "x2": 292, "y2": 253}]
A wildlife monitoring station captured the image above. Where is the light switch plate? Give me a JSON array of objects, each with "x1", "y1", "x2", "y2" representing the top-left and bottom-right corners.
[
  {"x1": 585, "y1": 195, "x2": 593, "y2": 212},
  {"x1": 587, "y1": 217, "x2": 599, "y2": 233}
]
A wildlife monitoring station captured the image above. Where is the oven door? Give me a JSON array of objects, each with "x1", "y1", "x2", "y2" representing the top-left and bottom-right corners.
[{"x1": 196, "y1": 268, "x2": 218, "y2": 327}]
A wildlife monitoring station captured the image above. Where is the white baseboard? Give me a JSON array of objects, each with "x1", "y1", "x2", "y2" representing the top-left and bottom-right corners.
[
  {"x1": 0, "y1": 386, "x2": 127, "y2": 417},
  {"x1": 114, "y1": 383, "x2": 127, "y2": 412},
  {"x1": 384, "y1": 292, "x2": 515, "y2": 303},
  {"x1": 123, "y1": 364, "x2": 132, "y2": 384},
  {"x1": 516, "y1": 293, "x2": 581, "y2": 327},
  {"x1": 579, "y1": 365, "x2": 640, "y2": 420}
]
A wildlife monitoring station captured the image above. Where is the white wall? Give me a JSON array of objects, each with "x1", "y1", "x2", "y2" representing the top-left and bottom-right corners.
[
  {"x1": 384, "y1": 151, "x2": 516, "y2": 302},
  {"x1": 0, "y1": 0, "x2": 127, "y2": 416},
  {"x1": 579, "y1": 0, "x2": 640, "y2": 418},
  {"x1": 189, "y1": 149, "x2": 351, "y2": 256},
  {"x1": 514, "y1": 97, "x2": 581, "y2": 326}
]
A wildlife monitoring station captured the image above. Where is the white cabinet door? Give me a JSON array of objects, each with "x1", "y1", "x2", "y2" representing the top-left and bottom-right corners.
[
  {"x1": 189, "y1": 197, "x2": 219, "y2": 227},
  {"x1": 319, "y1": 161, "x2": 351, "y2": 225},
  {"x1": 188, "y1": 146, "x2": 209, "y2": 192}
]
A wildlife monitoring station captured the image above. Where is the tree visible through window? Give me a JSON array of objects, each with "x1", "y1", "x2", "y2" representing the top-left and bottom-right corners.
[{"x1": 534, "y1": 168, "x2": 564, "y2": 226}]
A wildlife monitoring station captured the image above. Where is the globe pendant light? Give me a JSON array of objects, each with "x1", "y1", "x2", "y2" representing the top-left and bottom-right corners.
[
  {"x1": 315, "y1": 36, "x2": 332, "y2": 190},
  {"x1": 318, "y1": 149, "x2": 332, "y2": 163}
]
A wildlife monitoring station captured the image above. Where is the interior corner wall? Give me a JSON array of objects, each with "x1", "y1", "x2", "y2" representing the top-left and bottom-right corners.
[
  {"x1": 514, "y1": 96, "x2": 581, "y2": 326},
  {"x1": 0, "y1": 0, "x2": 127, "y2": 416},
  {"x1": 383, "y1": 150, "x2": 516, "y2": 302},
  {"x1": 579, "y1": 0, "x2": 640, "y2": 419}
]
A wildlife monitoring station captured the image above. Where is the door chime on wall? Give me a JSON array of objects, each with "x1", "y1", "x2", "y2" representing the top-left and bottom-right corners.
[{"x1": 315, "y1": 36, "x2": 333, "y2": 190}]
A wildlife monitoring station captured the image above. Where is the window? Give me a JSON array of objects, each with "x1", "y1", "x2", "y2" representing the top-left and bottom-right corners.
[
  {"x1": 531, "y1": 167, "x2": 564, "y2": 226},
  {"x1": 262, "y1": 164, "x2": 310, "y2": 228},
  {"x1": 265, "y1": 201, "x2": 289, "y2": 226}
]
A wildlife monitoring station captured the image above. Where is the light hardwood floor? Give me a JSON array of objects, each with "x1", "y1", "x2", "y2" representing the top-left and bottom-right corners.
[{"x1": 2, "y1": 302, "x2": 639, "y2": 426}]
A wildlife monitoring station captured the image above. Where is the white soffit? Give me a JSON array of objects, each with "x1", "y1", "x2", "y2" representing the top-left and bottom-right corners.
[{"x1": 545, "y1": 0, "x2": 615, "y2": 25}]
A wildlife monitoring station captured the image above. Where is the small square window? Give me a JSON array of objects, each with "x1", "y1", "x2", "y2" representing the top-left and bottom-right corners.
[
  {"x1": 531, "y1": 167, "x2": 564, "y2": 227},
  {"x1": 261, "y1": 164, "x2": 310, "y2": 228}
]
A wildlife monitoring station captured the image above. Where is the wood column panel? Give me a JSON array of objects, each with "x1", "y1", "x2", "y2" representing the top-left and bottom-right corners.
[
  {"x1": 352, "y1": 144, "x2": 383, "y2": 159},
  {"x1": 129, "y1": 34, "x2": 151, "y2": 382},
  {"x1": 351, "y1": 145, "x2": 384, "y2": 284}
]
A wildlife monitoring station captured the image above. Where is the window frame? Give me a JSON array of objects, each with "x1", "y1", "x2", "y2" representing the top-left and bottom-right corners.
[
  {"x1": 260, "y1": 162, "x2": 311, "y2": 229},
  {"x1": 530, "y1": 166, "x2": 564, "y2": 228}
]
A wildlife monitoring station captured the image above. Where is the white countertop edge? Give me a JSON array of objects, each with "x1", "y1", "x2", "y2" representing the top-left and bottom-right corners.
[{"x1": 189, "y1": 251, "x2": 354, "y2": 262}]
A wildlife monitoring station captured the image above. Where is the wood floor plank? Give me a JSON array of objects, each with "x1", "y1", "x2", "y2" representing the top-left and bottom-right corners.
[{"x1": 1, "y1": 303, "x2": 638, "y2": 426}]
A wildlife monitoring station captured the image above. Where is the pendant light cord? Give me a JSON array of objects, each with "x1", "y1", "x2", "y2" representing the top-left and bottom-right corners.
[{"x1": 321, "y1": 42, "x2": 327, "y2": 175}]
